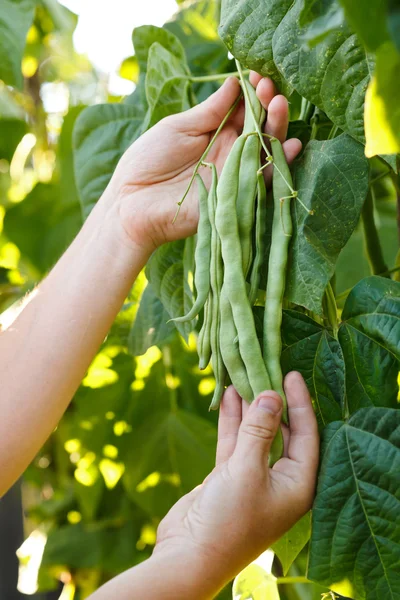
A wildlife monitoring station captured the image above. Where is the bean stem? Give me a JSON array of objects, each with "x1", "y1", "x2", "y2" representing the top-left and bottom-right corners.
[
  {"x1": 361, "y1": 187, "x2": 388, "y2": 276},
  {"x1": 276, "y1": 576, "x2": 310, "y2": 585},
  {"x1": 189, "y1": 70, "x2": 250, "y2": 82},
  {"x1": 173, "y1": 93, "x2": 243, "y2": 222}
]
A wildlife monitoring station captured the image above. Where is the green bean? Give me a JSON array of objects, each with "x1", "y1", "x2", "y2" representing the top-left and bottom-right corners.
[
  {"x1": 207, "y1": 164, "x2": 226, "y2": 410},
  {"x1": 237, "y1": 81, "x2": 265, "y2": 276},
  {"x1": 219, "y1": 287, "x2": 253, "y2": 402},
  {"x1": 215, "y1": 134, "x2": 272, "y2": 398},
  {"x1": 263, "y1": 138, "x2": 293, "y2": 423},
  {"x1": 237, "y1": 134, "x2": 260, "y2": 276},
  {"x1": 173, "y1": 175, "x2": 211, "y2": 323},
  {"x1": 242, "y1": 79, "x2": 265, "y2": 135},
  {"x1": 198, "y1": 296, "x2": 211, "y2": 370},
  {"x1": 248, "y1": 166, "x2": 268, "y2": 306}
]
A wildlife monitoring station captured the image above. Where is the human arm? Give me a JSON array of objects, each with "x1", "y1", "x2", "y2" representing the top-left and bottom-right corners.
[
  {"x1": 89, "y1": 372, "x2": 319, "y2": 599},
  {"x1": 0, "y1": 74, "x2": 301, "y2": 497}
]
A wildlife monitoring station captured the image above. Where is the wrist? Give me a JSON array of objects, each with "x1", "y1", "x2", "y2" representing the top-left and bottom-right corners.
[
  {"x1": 90, "y1": 186, "x2": 153, "y2": 271},
  {"x1": 150, "y1": 541, "x2": 231, "y2": 599}
]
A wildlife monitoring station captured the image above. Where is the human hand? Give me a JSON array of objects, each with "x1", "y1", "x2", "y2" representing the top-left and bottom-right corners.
[
  {"x1": 107, "y1": 74, "x2": 302, "y2": 257},
  {"x1": 151, "y1": 372, "x2": 319, "y2": 597}
]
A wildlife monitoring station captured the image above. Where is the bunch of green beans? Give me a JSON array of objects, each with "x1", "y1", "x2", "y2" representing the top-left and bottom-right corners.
[{"x1": 175, "y1": 73, "x2": 297, "y2": 463}]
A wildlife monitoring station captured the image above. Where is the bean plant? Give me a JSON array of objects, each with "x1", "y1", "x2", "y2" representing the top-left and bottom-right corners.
[{"x1": 1, "y1": 0, "x2": 400, "y2": 599}]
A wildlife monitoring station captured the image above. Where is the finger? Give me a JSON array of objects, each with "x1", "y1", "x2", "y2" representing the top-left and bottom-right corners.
[
  {"x1": 256, "y1": 78, "x2": 277, "y2": 112},
  {"x1": 216, "y1": 386, "x2": 242, "y2": 466},
  {"x1": 233, "y1": 392, "x2": 283, "y2": 464},
  {"x1": 172, "y1": 77, "x2": 241, "y2": 135},
  {"x1": 242, "y1": 398, "x2": 250, "y2": 418},
  {"x1": 285, "y1": 372, "x2": 319, "y2": 469},
  {"x1": 264, "y1": 138, "x2": 302, "y2": 187},
  {"x1": 230, "y1": 99, "x2": 246, "y2": 135},
  {"x1": 250, "y1": 71, "x2": 263, "y2": 88},
  {"x1": 264, "y1": 94, "x2": 289, "y2": 143}
]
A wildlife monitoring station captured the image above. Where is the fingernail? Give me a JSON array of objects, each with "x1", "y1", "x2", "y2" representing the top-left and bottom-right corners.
[{"x1": 257, "y1": 394, "x2": 282, "y2": 415}]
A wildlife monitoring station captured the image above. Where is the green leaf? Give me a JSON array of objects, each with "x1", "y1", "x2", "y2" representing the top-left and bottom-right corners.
[
  {"x1": 272, "y1": 513, "x2": 311, "y2": 576},
  {"x1": 0, "y1": 0, "x2": 35, "y2": 88},
  {"x1": 287, "y1": 134, "x2": 369, "y2": 313},
  {"x1": 73, "y1": 103, "x2": 144, "y2": 218},
  {"x1": 3, "y1": 183, "x2": 82, "y2": 274},
  {"x1": 308, "y1": 407, "x2": 400, "y2": 599},
  {"x1": 128, "y1": 284, "x2": 175, "y2": 356},
  {"x1": 300, "y1": 0, "x2": 345, "y2": 46},
  {"x1": 146, "y1": 240, "x2": 192, "y2": 340},
  {"x1": 132, "y1": 25, "x2": 187, "y2": 73},
  {"x1": 145, "y1": 42, "x2": 191, "y2": 128},
  {"x1": 388, "y1": 0, "x2": 400, "y2": 52},
  {"x1": 365, "y1": 43, "x2": 400, "y2": 158},
  {"x1": 0, "y1": 119, "x2": 28, "y2": 161},
  {"x1": 281, "y1": 310, "x2": 344, "y2": 430},
  {"x1": 339, "y1": 276, "x2": 400, "y2": 413},
  {"x1": 123, "y1": 409, "x2": 216, "y2": 517},
  {"x1": 219, "y1": 0, "x2": 293, "y2": 85}
]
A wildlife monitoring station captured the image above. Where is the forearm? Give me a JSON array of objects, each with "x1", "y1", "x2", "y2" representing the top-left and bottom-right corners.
[
  {"x1": 89, "y1": 547, "x2": 229, "y2": 600},
  {"x1": 0, "y1": 189, "x2": 149, "y2": 496}
]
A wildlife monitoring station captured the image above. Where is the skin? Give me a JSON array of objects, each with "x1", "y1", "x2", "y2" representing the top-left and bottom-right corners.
[{"x1": 0, "y1": 73, "x2": 315, "y2": 598}]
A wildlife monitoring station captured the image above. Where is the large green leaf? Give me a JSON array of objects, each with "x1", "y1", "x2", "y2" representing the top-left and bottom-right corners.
[
  {"x1": 123, "y1": 409, "x2": 216, "y2": 517},
  {"x1": 128, "y1": 284, "x2": 175, "y2": 356},
  {"x1": 73, "y1": 27, "x2": 191, "y2": 218},
  {"x1": 0, "y1": 0, "x2": 35, "y2": 88},
  {"x1": 281, "y1": 310, "x2": 344, "y2": 429},
  {"x1": 308, "y1": 407, "x2": 400, "y2": 599},
  {"x1": 145, "y1": 42, "x2": 191, "y2": 128},
  {"x1": 219, "y1": 0, "x2": 380, "y2": 147},
  {"x1": 219, "y1": 0, "x2": 293, "y2": 85},
  {"x1": 287, "y1": 134, "x2": 369, "y2": 313},
  {"x1": 339, "y1": 276, "x2": 400, "y2": 413},
  {"x1": 338, "y1": 0, "x2": 390, "y2": 51},
  {"x1": 73, "y1": 103, "x2": 144, "y2": 219},
  {"x1": 146, "y1": 240, "x2": 192, "y2": 340}
]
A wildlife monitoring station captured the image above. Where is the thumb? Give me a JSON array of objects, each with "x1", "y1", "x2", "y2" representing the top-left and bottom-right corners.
[
  {"x1": 234, "y1": 392, "x2": 283, "y2": 463},
  {"x1": 174, "y1": 76, "x2": 241, "y2": 134}
]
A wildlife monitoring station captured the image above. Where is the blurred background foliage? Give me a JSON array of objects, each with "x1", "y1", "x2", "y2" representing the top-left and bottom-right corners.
[{"x1": 0, "y1": 1, "x2": 398, "y2": 599}]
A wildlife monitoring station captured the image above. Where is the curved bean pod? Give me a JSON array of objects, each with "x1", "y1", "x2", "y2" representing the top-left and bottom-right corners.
[
  {"x1": 263, "y1": 137, "x2": 293, "y2": 423},
  {"x1": 248, "y1": 166, "x2": 268, "y2": 306},
  {"x1": 219, "y1": 287, "x2": 253, "y2": 402},
  {"x1": 173, "y1": 175, "x2": 211, "y2": 323},
  {"x1": 207, "y1": 164, "x2": 226, "y2": 410}
]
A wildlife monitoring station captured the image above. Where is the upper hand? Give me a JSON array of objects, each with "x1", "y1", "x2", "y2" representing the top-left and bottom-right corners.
[
  {"x1": 152, "y1": 372, "x2": 319, "y2": 595},
  {"x1": 108, "y1": 74, "x2": 302, "y2": 257}
]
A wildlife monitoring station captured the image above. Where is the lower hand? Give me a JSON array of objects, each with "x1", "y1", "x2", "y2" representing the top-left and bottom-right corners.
[
  {"x1": 152, "y1": 372, "x2": 319, "y2": 596},
  {"x1": 107, "y1": 74, "x2": 302, "y2": 257}
]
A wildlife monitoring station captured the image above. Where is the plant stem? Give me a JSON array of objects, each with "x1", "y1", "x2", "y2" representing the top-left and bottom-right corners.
[
  {"x1": 361, "y1": 187, "x2": 388, "y2": 276},
  {"x1": 277, "y1": 576, "x2": 310, "y2": 584},
  {"x1": 173, "y1": 93, "x2": 242, "y2": 220},
  {"x1": 327, "y1": 124, "x2": 339, "y2": 140},
  {"x1": 299, "y1": 98, "x2": 314, "y2": 123},
  {"x1": 189, "y1": 70, "x2": 250, "y2": 82}
]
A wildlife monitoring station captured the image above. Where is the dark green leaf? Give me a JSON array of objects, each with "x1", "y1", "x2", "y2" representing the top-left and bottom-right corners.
[
  {"x1": 0, "y1": 0, "x2": 35, "y2": 88},
  {"x1": 281, "y1": 310, "x2": 344, "y2": 428},
  {"x1": 128, "y1": 284, "x2": 175, "y2": 356},
  {"x1": 219, "y1": 0, "x2": 293, "y2": 84},
  {"x1": 308, "y1": 407, "x2": 400, "y2": 599},
  {"x1": 339, "y1": 276, "x2": 400, "y2": 413},
  {"x1": 339, "y1": 0, "x2": 390, "y2": 51},
  {"x1": 287, "y1": 134, "x2": 369, "y2": 313},
  {"x1": 123, "y1": 410, "x2": 216, "y2": 517},
  {"x1": 301, "y1": 0, "x2": 345, "y2": 45},
  {"x1": 146, "y1": 241, "x2": 192, "y2": 340}
]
